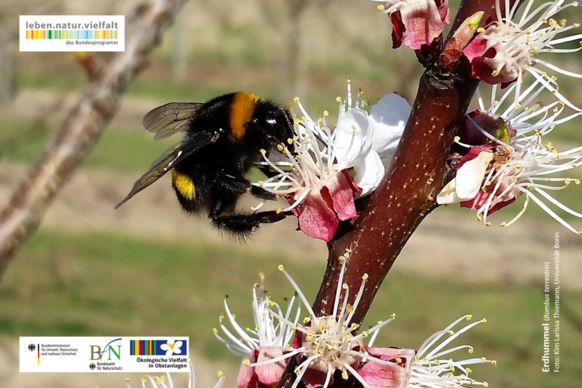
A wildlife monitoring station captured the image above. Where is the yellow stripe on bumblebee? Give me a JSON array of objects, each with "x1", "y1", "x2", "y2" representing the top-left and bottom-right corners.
[{"x1": 229, "y1": 92, "x2": 259, "y2": 142}]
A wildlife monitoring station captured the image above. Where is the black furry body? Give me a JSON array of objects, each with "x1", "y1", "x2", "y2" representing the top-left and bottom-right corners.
[{"x1": 117, "y1": 92, "x2": 295, "y2": 237}]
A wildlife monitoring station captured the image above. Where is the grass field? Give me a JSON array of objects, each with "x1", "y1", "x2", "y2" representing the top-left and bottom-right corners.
[{"x1": 0, "y1": 229, "x2": 581, "y2": 387}]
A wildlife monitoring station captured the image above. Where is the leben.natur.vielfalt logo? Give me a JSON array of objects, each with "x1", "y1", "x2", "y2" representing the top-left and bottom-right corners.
[{"x1": 19, "y1": 15, "x2": 125, "y2": 52}]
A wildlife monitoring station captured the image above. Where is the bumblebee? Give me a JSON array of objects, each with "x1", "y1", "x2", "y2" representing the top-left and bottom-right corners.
[{"x1": 116, "y1": 92, "x2": 295, "y2": 237}]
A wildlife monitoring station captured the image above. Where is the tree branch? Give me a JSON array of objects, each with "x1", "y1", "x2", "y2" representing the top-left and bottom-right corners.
[
  {"x1": 315, "y1": 68, "x2": 478, "y2": 319},
  {"x1": 312, "y1": 0, "x2": 520, "y2": 324},
  {"x1": 0, "y1": 0, "x2": 186, "y2": 275},
  {"x1": 278, "y1": 1, "x2": 519, "y2": 387}
]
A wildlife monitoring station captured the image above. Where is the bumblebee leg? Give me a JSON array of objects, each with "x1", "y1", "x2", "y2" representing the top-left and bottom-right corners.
[
  {"x1": 249, "y1": 185, "x2": 277, "y2": 201},
  {"x1": 206, "y1": 170, "x2": 251, "y2": 217},
  {"x1": 217, "y1": 170, "x2": 250, "y2": 193},
  {"x1": 208, "y1": 186, "x2": 238, "y2": 218},
  {"x1": 208, "y1": 171, "x2": 285, "y2": 236},
  {"x1": 218, "y1": 170, "x2": 278, "y2": 200},
  {"x1": 257, "y1": 165, "x2": 279, "y2": 179},
  {"x1": 211, "y1": 210, "x2": 292, "y2": 236}
]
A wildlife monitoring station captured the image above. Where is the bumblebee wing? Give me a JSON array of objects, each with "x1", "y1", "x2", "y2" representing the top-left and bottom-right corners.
[
  {"x1": 143, "y1": 102, "x2": 203, "y2": 140},
  {"x1": 115, "y1": 131, "x2": 220, "y2": 209}
]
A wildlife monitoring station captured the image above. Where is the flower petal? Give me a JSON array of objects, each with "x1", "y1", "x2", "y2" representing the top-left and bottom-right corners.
[
  {"x1": 365, "y1": 346, "x2": 415, "y2": 365},
  {"x1": 353, "y1": 151, "x2": 385, "y2": 196},
  {"x1": 329, "y1": 172, "x2": 359, "y2": 221},
  {"x1": 437, "y1": 0, "x2": 450, "y2": 24},
  {"x1": 463, "y1": 34, "x2": 519, "y2": 84},
  {"x1": 370, "y1": 93, "x2": 411, "y2": 158},
  {"x1": 456, "y1": 151, "x2": 494, "y2": 199},
  {"x1": 437, "y1": 151, "x2": 493, "y2": 204},
  {"x1": 459, "y1": 110, "x2": 511, "y2": 146},
  {"x1": 256, "y1": 346, "x2": 286, "y2": 386},
  {"x1": 334, "y1": 108, "x2": 374, "y2": 169},
  {"x1": 292, "y1": 188, "x2": 339, "y2": 242},
  {"x1": 358, "y1": 347, "x2": 415, "y2": 388},
  {"x1": 237, "y1": 353, "x2": 258, "y2": 388},
  {"x1": 436, "y1": 177, "x2": 460, "y2": 205},
  {"x1": 390, "y1": 12, "x2": 405, "y2": 49},
  {"x1": 302, "y1": 368, "x2": 329, "y2": 388},
  {"x1": 460, "y1": 187, "x2": 518, "y2": 214},
  {"x1": 391, "y1": 0, "x2": 448, "y2": 50}
]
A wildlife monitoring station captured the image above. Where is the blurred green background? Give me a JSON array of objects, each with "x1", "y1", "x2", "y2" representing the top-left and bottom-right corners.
[{"x1": 1, "y1": 0, "x2": 581, "y2": 387}]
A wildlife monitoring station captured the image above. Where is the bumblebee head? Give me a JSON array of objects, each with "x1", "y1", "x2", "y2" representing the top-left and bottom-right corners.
[{"x1": 250, "y1": 100, "x2": 295, "y2": 148}]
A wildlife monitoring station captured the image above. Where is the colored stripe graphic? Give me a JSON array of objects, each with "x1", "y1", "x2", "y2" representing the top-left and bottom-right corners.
[
  {"x1": 129, "y1": 340, "x2": 187, "y2": 356},
  {"x1": 25, "y1": 30, "x2": 118, "y2": 39},
  {"x1": 37, "y1": 344, "x2": 40, "y2": 365}
]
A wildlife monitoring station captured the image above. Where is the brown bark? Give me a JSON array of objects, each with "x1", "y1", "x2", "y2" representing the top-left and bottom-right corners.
[
  {"x1": 313, "y1": 70, "x2": 478, "y2": 320},
  {"x1": 278, "y1": 0, "x2": 519, "y2": 387},
  {"x1": 0, "y1": 0, "x2": 186, "y2": 274},
  {"x1": 312, "y1": 0, "x2": 520, "y2": 323}
]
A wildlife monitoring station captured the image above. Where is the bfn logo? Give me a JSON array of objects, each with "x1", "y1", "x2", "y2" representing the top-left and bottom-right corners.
[{"x1": 89, "y1": 338, "x2": 122, "y2": 361}]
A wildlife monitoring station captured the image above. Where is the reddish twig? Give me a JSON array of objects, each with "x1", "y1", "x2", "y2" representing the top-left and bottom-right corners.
[
  {"x1": 0, "y1": 0, "x2": 186, "y2": 275},
  {"x1": 313, "y1": 0, "x2": 519, "y2": 322},
  {"x1": 278, "y1": 1, "x2": 518, "y2": 387},
  {"x1": 314, "y1": 70, "x2": 478, "y2": 320}
]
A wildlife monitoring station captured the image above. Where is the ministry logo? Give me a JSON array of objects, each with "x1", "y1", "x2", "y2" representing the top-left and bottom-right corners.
[{"x1": 28, "y1": 344, "x2": 36, "y2": 352}]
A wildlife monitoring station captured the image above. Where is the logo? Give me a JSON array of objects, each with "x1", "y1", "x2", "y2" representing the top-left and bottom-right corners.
[
  {"x1": 20, "y1": 336, "x2": 189, "y2": 373},
  {"x1": 130, "y1": 339, "x2": 186, "y2": 356},
  {"x1": 89, "y1": 338, "x2": 122, "y2": 361},
  {"x1": 20, "y1": 15, "x2": 125, "y2": 52}
]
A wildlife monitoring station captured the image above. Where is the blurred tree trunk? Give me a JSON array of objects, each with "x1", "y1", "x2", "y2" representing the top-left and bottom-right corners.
[
  {"x1": 285, "y1": 1, "x2": 309, "y2": 99},
  {"x1": 0, "y1": 31, "x2": 15, "y2": 105},
  {"x1": 0, "y1": 0, "x2": 63, "y2": 105},
  {"x1": 0, "y1": 0, "x2": 187, "y2": 276},
  {"x1": 172, "y1": 9, "x2": 187, "y2": 81},
  {"x1": 259, "y1": 0, "x2": 332, "y2": 101}
]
